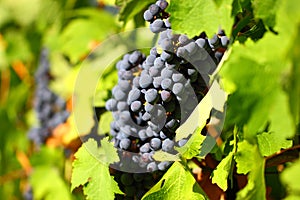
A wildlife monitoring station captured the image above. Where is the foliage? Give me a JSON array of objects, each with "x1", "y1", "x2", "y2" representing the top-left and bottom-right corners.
[
  {"x1": 71, "y1": 138, "x2": 122, "y2": 200},
  {"x1": 0, "y1": 0, "x2": 300, "y2": 200}
]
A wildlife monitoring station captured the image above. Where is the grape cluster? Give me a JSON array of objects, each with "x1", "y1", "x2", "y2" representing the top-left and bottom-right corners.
[
  {"x1": 28, "y1": 48, "x2": 69, "y2": 145},
  {"x1": 143, "y1": 0, "x2": 170, "y2": 33},
  {"x1": 106, "y1": 0, "x2": 229, "y2": 198},
  {"x1": 114, "y1": 171, "x2": 164, "y2": 200}
]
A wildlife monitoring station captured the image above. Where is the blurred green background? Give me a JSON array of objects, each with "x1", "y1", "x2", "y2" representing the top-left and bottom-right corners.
[{"x1": 0, "y1": 0, "x2": 123, "y2": 199}]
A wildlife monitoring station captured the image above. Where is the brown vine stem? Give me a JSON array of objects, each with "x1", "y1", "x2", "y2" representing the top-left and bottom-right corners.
[
  {"x1": 0, "y1": 169, "x2": 27, "y2": 185},
  {"x1": 265, "y1": 144, "x2": 300, "y2": 168}
]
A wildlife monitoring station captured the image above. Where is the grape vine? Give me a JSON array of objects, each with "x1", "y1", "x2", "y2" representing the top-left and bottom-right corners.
[{"x1": 104, "y1": 0, "x2": 229, "y2": 198}]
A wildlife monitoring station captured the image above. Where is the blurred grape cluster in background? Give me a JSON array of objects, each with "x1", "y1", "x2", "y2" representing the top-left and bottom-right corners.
[{"x1": 0, "y1": 0, "x2": 122, "y2": 199}]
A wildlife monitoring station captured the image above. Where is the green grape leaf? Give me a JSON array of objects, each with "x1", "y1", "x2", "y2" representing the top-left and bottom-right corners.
[
  {"x1": 286, "y1": 24, "x2": 300, "y2": 130},
  {"x1": 49, "y1": 52, "x2": 78, "y2": 99},
  {"x1": 234, "y1": 141, "x2": 266, "y2": 200},
  {"x1": 30, "y1": 146, "x2": 64, "y2": 169},
  {"x1": 281, "y1": 159, "x2": 300, "y2": 199},
  {"x1": 252, "y1": 0, "x2": 279, "y2": 28},
  {"x1": 98, "y1": 137, "x2": 120, "y2": 164},
  {"x1": 176, "y1": 80, "x2": 226, "y2": 141},
  {"x1": 142, "y1": 162, "x2": 208, "y2": 200},
  {"x1": 60, "y1": 8, "x2": 118, "y2": 63},
  {"x1": 249, "y1": 89, "x2": 293, "y2": 155},
  {"x1": 30, "y1": 166, "x2": 72, "y2": 200},
  {"x1": 220, "y1": 37, "x2": 295, "y2": 145},
  {"x1": 235, "y1": 140, "x2": 257, "y2": 174},
  {"x1": 168, "y1": 0, "x2": 234, "y2": 37},
  {"x1": 98, "y1": 111, "x2": 114, "y2": 135},
  {"x1": 175, "y1": 127, "x2": 206, "y2": 159},
  {"x1": 118, "y1": 0, "x2": 153, "y2": 24},
  {"x1": 3, "y1": 0, "x2": 41, "y2": 26},
  {"x1": 152, "y1": 150, "x2": 181, "y2": 162},
  {"x1": 231, "y1": 0, "x2": 242, "y2": 17},
  {"x1": 257, "y1": 132, "x2": 292, "y2": 157},
  {"x1": 94, "y1": 64, "x2": 118, "y2": 107},
  {"x1": 4, "y1": 30, "x2": 32, "y2": 63},
  {"x1": 211, "y1": 152, "x2": 234, "y2": 191},
  {"x1": 71, "y1": 138, "x2": 122, "y2": 200}
]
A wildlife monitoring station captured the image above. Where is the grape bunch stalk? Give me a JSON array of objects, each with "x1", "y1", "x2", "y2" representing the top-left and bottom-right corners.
[
  {"x1": 28, "y1": 48, "x2": 70, "y2": 145},
  {"x1": 105, "y1": 0, "x2": 229, "y2": 198}
]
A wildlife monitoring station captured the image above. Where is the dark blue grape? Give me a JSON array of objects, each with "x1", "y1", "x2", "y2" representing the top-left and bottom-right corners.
[
  {"x1": 130, "y1": 100, "x2": 142, "y2": 112},
  {"x1": 132, "y1": 76, "x2": 140, "y2": 88},
  {"x1": 215, "y1": 51, "x2": 223, "y2": 62},
  {"x1": 133, "y1": 173, "x2": 144, "y2": 182},
  {"x1": 172, "y1": 73, "x2": 184, "y2": 82},
  {"x1": 121, "y1": 173, "x2": 134, "y2": 186},
  {"x1": 208, "y1": 34, "x2": 221, "y2": 48},
  {"x1": 149, "y1": 4, "x2": 160, "y2": 15},
  {"x1": 120, "y1": 138, "x2": 131, "y2": 149},
  {"x1": 157, "y1": 161, "x2": 170, "y2": 171},
  {"x1": 156, "y1": 0, "x2": 168, "y2": 10},
  {"x1": 127, "y1": 88, "x2": 141, "y2": 104},
  {"x1": 150, "y1": 47, "x2": 158, "y2": 56},
  {"x1": 112, "y1": 86, "x2": 127, "y2": 101},
  {"x1": 118, "y1": 59, "x2": 131, "y2": 70},
  {"x1": 162, "y1": 138, "x2": 174, "y2": 152},
  {"x1": 150, "y1": 19, "x2": 165, "y2": 33},
  {"x1": 161, "y1": 78, "x2": 173, "y2": 90},
  {"x1": 140, "y1": 153, "x2": 153, "y2": 163},
  {"x1": 117, "y1": 101, "x2": 127, "y2": 111},
  {"x1": 176, "y1": 46, "x2": 188, "y2": 58},
  {"x1": 159, "y1": 38, "x2": 173, "y2": 51},
  {"x1": 160, "y1": 51, "x2": 172, "y2": 61},
  {"x1": 146, "y1": 54, "x2": 156, "y2": 65},
  {"x1": 187, "y1": 68, "x2": 198, "y2": 82},
  {"x1": 172, "y1": 82, "x2": 184, "y2": 95},
  {"x1": 185, "y1": 42, "x2": 197, "y2": 54},
  {"x1": 129, "y1": 51, "x2": 142, "y2": 65},
  {"x1": 165, "y1": 119, "x2": 179, "y2": 130},
  {"x1": 118, "y1": 70, "x2": 134, "y2": 80},
  {"x1": 220, "y1": 36, "x2": 229, "y2": 47},
  {"x1": 110, "y1": 121, "x2": 120, "y2": 131},
  {"x1": 178, "y1": 139, "x2": 187, "y2": 147},
  {"x1": 143, "y1": 10, "x2": 153, "y2": 22},
  {"x1": 161, "y1": 90, "x2": 172, "y2": 102},
  {"x1": 148, "y1": 121, "x2": 159, "y2": 133},
  {"x1": 138, "y1": 130, "x2": 148, "y2": 141},
  {"x1": 119, "y1": 111, "x2": 131, "y2": 123},
  {"x1": 146, "y1": 127, "x2": 154, "y2": 137},
  {"x1": 142, "y1": 112, "x2": 152, "y2": 121},
  {"x1": 118, "y1": 80, "x2": 131, "y2": 92},
  {"x1": 150, "y1": 138, "x2": 161, "y2": 150},
  {"x1": 147, "y1": 162, "x2": 158, "y2": 172},
  {"x1": 161, "y1": 68, "x2": 173, "y2": 78},
  {"x1": 145, "y1": 88, "x2": 158, "y2": 103},
  {"x1": 178, "y1": 34, "x2": 189, "y2": 45},
  {"x1": 164, "y1": 18, "x2": 171, "y2": 28},
  {"x1": 145, "y1": 103, "x2": 154, "y2": 113},
  {"x1": 195, "y1": 38, "x2": 206, "y2": 48},
  {"x1": 149, "y1": 67, "x2": 160, "y2": 77},
  {"x1": 139, "y1": 74, "x2": 153, "y2": 88},
  {"x1": 140, "y1": 143, "x2": 151, "y2": 153},
  {"x1": 159, "y1": 131, "x2": 167, "y2": 139},
  {"x1": 153, "y1": 76, "x2": 162, "y2": 88},
  {"x1": 154, "y1": 57, "x2": 165, "y2": 68}
]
